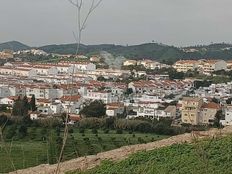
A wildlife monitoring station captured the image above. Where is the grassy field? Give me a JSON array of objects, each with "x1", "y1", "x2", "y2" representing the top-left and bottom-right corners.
[
  {"x1": 71, "y1": 136, "x2": 232, "y2": 174},
  {"x1": 0, "y1": 128, "x2": 168, "y2": 173}
]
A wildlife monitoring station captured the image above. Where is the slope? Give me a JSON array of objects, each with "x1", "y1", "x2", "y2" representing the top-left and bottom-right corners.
[
  {"x1": 75, "y1": 135, "x2": 232, "y2": 174},
  {"x1": 0, "y1": 41, "x2": 30, "y2": 51},
  {"x1": 10, "y1": 127, "x2": 232, "y2": 174}
]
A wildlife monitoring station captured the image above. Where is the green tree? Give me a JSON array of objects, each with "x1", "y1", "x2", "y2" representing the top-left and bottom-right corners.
[
  {"x1": 22, "y1": 96, "x2": 29, "y2": 116},
  {"x1": 18, "y1": 125, "x2": 28, "y2": 138},
  {"x1": 12, "y1": 96, "x2": 23, "y2": 116},
  {"x1": 12, "y1": 96, "x2": 29, "y2": 116},
  {"x1": 80, "y1": 100, "x2": 106, "y2": 118},
  {"x1": 30, "y1": 94, "x2": 36, "y2": 111}
]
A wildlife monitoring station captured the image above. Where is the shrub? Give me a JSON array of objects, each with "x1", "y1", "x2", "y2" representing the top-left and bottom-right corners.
[
  {"x1": 92, "y1": 129, "x2": 98, "y2": 134},
  {"x1": 79, "y1": 128, "x2": 85, "y2": 133},
  {"x1": 5, "y1": 125, "x2": 17, "y2": 139},
  {"x1": 68, "y1": 128, "x2": 74, "y2": 134},
  {"x1": 103, "y1": 129, "x2": 109, "y2": 134},
  {"x1": 111, "y1": 137, "x2": 116, "y2": 141},
  {"x1": 79, "y1": 118, "x2": 105, "y2": 129},
  {"x1": 116, "y1": 129, "x2": 123, "y2": 134},
  {"x1": 83, "y1": 137, "x2": 90, "y2": 141},
  {"x1": 102, "y1": 145, "x2": 106, "y2": 150},
  {"x1": 98, "y1": 137, "x2": 102, "y2": 142},
  {"x1": 137, "y1": 137, "x2": 145, "y2": 144}
]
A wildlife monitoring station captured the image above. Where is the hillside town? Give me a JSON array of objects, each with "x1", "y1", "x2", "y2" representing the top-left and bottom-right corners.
[{"x1": 1, "y1": 48, "x2": 232, "y2": 127}]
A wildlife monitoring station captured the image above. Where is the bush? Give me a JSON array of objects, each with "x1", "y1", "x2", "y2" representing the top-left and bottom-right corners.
[
  {"x1": 102, "y1": 145, "x2": 106, "y2": 150},
  {"x1": 17, "y1": 125, "x2": 27, "y2": 139},
  {"x1": 104, "y1": 129, "x2": 109, "y2": 134},
  {"x1": 68, "y1": 128, "x2": 74, "y2": 134},
  {"x1": 79, "y1": 118, "x2": 105, "y2": 129},
  {"x1": 80, "y1": 100, "x2": 106, "y2": 118},
  {"x1": 92, "y1": 129, "x2": 98, "y2": 134},
  {"x1": 116, "y1": 129, "x2": 123, "y2": 134},
  {"x1": 137, "y1": 137, "x2": 145, "y2": 144},
  {"x1": 83, "y1": 137, "x2": 90, "y2": 141},
  {"x1": 5, "y1": 125, "x2": 17, "y2": 139},
  {"x1": 79, "y1": 128, "x2": 85, "y2": 133}
]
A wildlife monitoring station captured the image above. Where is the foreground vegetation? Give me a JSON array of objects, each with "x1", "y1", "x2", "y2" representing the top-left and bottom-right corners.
[
  {"x1": 72, "y1": 135, "x2": 232, "y2": 174},
  {"x1": 0, "y1": 125, "x2": 168, "y2": 173}
]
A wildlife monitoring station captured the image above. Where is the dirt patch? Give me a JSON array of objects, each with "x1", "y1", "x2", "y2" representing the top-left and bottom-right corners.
[{"x1": 10, "y1": 126, "x2": 232, "y2": 174}]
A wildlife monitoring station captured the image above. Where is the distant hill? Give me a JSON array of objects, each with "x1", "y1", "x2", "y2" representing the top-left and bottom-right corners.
[
  {"x1": 39, "y1": 43, "x2": 183, "y2": 63},
  {"x1": 39, "y1": 42, "x2": 232, "y2": 63},
  {"x1": 0, "y1": 41, "x2": 30, "y2": 51},
  {"x1": 1, "y1": 41, "x2": 232, "y2": 62}
]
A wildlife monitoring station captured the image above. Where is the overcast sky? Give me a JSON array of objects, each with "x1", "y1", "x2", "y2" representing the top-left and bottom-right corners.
[{"x1": 1, "y1": 0, "x2": 232, "y2": 47}]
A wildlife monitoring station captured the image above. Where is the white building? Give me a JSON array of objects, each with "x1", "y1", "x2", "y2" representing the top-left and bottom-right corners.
[
  {"x1": 0, "y1": 85, "x2": 11, "y2": 98},
  {"x1": 200, "y1": 60, "x2": 227, "y2": 75},
  {"x1": 221, "y1": 105, "x2": 232, "y2": 126},
  {"x1": 173, "y1": 60, "x2": 199, "y2": 72},
  {"x1": 0, "y1": 97, "x2": 14, "y2": 105},
  {"x1": 106, "y1": 103, "x2": 124, "y2": 117},
  {"x1": 84, "y1": 91, "x2": 118, "y2": 104},
  {"x1": 34, "y1": 66, "x2": 58, "y2": 76},
  {"x1": 50, "y1": 103, "x2": 64, "y2": 114},
  {"x1": 123, "y1": 60, "x2": 137, "y2": 66},
  {"x1": 60, "y1": 95, "x2": 82, "y2": 114},
  {"x1": 60, "y1": 62, "x2": 96, "y2": 72}
]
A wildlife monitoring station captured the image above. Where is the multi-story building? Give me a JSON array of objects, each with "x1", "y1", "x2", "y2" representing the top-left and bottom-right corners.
[
  {"x1": 200, "y1": 102, "x2": 220, "y2": 124},
  {"x1": 0, "y1": 50, "x2": 13, "y2": 59},
  {"x1": 181, "y1": 97, "x2": 203, "y2": 125},
  {"x1": 84, "y1": 90, "x2": 118, "y2": 104},
  {"x1": 221, "y1": 105, "x2": 232, "y2": 126},
  {"x1": 106, "y1": 102, "x2": 124, "y2": 117},
  {"x1": 123, "y1": 60, "x2": 137, "y2": 66},
  {"x1": 59, "y1": 62, "x2": 96, "y2": 72},
  {"x1": 199, "y1": 60, "x2": 227, "y2": 74},
  {"x1": 173, "y1": 60, "x2": 199, "y2": 72},
  {"x1": 227, "y1": 60, "x2": 232, "y2": 70}
]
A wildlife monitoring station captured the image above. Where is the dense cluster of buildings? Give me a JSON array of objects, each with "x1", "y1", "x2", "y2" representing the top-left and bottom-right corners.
[
  {"x1": 0, "y1": 58, "x2": 190, "y2": 122},
  {"x1": 123, "y1": 59, "x2": 170, "y2": 69},
  {"x1": 0, "y1": 50, "x2": 14, "y2": 59},
  {"x1": 173, "y1": 59, "x2": 228, "y2": 74},
  {"x1": 1, "y1": 49, "x2": 232, "y2": 127}
]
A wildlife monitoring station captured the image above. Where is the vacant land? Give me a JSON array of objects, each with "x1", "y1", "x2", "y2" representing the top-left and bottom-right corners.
[{"x1": 0, "y1": 128, "x2": 167, "y2": 173}]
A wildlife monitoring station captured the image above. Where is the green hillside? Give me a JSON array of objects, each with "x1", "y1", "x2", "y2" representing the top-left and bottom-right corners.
[
  {"x1": 1, "y1": 41, "x2": 232, "y2": 62},
  {"x1": 0, "y1": 41, "x2": 30, "y2": 51},
  {"x1": 39, "y1": 42, "x2": 232, "y2": 62},
  {"x1": 73, "y1": 136, "x2": 232, "y2": 174}
]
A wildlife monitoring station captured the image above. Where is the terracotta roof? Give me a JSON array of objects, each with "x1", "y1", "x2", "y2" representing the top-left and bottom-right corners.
[
  {"x1": 107, "y1": 102, "x2": 124, "y2": 109},
  {"x1": 7, "y1": 96, "x2": 19, "y2": 100},
  {"x1": 202, "y1": 102, "x2": 220, "y2": 110},
  {"x1": 60, "y1": 95, "x2": 81, "y2": 102},
  {"x1": 36, "y1": 98, "x2": 51, "y2": 103},
  {"x1": 182, "y1": 97, "x2": 202, "y2": 102},
  {"x1": 175, "y1": 60, "x2": 198, "y2": 64},
  {"x1": 69, "y1": 115, "x2": 81, "y2": 121}
]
